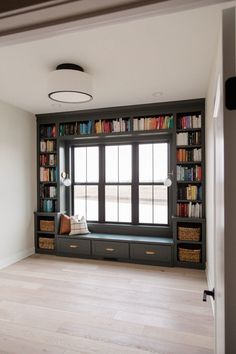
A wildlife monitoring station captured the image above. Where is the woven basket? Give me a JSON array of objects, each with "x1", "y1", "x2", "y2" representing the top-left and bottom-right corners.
[
  {"x1": 39, "y1": 237, "x2": 55, "y2": 250},
  {"x1": 178, "y1": 246, "x2": 201, "y2": 263},
  {"x1": 178, "y1": 227, "x2": 200, "y2": 241},
  {"x1": 39, "y1": 220, "x2": 55, "y2": 232}
]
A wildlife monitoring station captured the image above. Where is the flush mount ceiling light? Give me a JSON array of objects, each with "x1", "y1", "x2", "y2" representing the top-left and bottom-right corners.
[{"x1": 48, "y1": 63, "x2": 93, "y2": 103}]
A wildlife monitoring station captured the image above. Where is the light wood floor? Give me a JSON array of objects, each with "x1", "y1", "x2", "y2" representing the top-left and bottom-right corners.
[{"x1": 0, "y1": 255, "x2": 214, "y2": 354}]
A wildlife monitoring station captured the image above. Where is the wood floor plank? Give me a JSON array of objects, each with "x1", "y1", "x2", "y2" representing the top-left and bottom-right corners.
[
  {"x1": 0, "y1": 255, "x2": 214, "y2": 354},
  {"x1": 143, "y1": 325, "x2": 213, "y2": 350},
  {"x1": 0, "y1": 320, "x2": 154, "y2": 354}
]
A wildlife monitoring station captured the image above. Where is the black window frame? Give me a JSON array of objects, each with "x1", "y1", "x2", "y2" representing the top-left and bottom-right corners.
[
  {"x1": 137, "y1": 141, "x2": 170, "y2": 225},
  {"x1": 69, "y1": 134, "x2": 173, "y2": 236},
  {"x1": 104, "y1": 143, "x2": 133, "y2": 223},
  {"x1": 73, "y1": 145, "x2": 100, "y2": 222}
]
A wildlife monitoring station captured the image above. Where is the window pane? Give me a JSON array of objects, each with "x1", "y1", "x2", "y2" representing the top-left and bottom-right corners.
[
  {"x1": 105, "y1": 186, "x2": 118, "y2": 222},
  {"x1": 139, "y1": 185, "x2": 152, "y2": 223},
  {"x1": 87, "y1": 146, "x2": 99, "y2": 182},
  {"x1": 106, "y1": 146, "x2": 118, "y2": 182},
  {"x1": 74, "y1": 147, "x2": 86, "y2": 182},
  {"x1": 139, "y1": 144, "x2": 152, "y2": 182},
  {"x1": 119, "y1": 145, "x2": 132, "y2": 182},
  {"x1": 74, "y1": 185, "x2": 98, "y2": 221},
  {"x1": 87, "y1": 186, "x2": 98, "y2": 221},
  {"x1": 154, "y1": 186, "x2": 168, "y2": 224},
  {"x1": 119, "y1": 186, "x2": 131, "y2": 222},
  {"x1": 154, "y1": 143, "x2": 168, "y2": 182},
  {"x1": 74, "y1": 185, "x2": 86, "y2": 218}
]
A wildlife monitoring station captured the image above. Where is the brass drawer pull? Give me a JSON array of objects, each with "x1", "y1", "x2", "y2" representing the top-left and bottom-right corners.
[
  {"x1": 70, "y1": 245, "x2": 78, "y2": 248},
  {"x1": 106, "y1": 248, "x2": 115, "y2": 252},
  {"x1": 145, "y1": 250, "x2": 156, "y2": 255}
]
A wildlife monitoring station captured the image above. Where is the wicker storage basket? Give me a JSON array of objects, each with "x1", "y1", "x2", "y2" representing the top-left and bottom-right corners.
[
  {"x1": 178, "y1": 246, "x2": 201, "y2": 263},
  {"x1": 39, "y1": 237, "x2": 55, "y2": 250},
  {"x1": 39, "y1": 220, "x2": 55, "y2": 232},
  {"x1": 178, "y1": 227, "x2": 200, "y2": 241}
]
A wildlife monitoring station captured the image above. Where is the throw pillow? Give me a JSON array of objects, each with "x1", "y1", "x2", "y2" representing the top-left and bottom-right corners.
[
  {"x1": 59, "y1": 214, "x2": 71, "y2": 234},
  {"x1": 69, "y1": 216, "x2": 90, "y2": 235}
]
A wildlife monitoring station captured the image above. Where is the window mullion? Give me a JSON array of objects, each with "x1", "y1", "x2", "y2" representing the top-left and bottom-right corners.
[
  {"x1": 71, "y1": 146, "x2": 75, "y2": 216},
  {"x1": 99, "y1": 145, "x2": 105, "y2": 222},
  {"x1": 132, "y1": 143, "x2": 139, "y2": 224},
  {"x1": 117, "y1": 147, "x2": 119, "y2": 222},
  {"x1": 152, "y1": 144, "x2": 154, "y2": 224}
]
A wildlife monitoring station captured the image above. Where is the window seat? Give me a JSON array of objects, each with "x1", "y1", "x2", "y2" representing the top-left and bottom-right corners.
[{"x1": 56, "y1": 233, "x2": 174, "y2": 266}]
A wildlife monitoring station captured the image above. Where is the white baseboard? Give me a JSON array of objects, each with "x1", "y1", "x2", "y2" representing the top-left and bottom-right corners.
[
  {"x1": 205, "y1": 262, "x2": 215, "y2": 316},
  {"x1": 0, "y1": 248, "x2": 35, "y2": 270}
]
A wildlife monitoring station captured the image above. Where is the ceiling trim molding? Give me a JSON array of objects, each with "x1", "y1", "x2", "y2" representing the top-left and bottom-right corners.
[
  {"x1": 0, "y1": 0, "x2": 229, "y2": 45},
  {"x1": 0, "y1": 1, "x2": 78, "y2": 20}
]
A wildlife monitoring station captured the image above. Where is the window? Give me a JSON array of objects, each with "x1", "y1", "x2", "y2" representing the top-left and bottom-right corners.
[
  {"x1": 72, "y1": 141, "x2": 169, "y2": 225},
  {"x1": 105, "y1": 145, "x2": 132, "y2": 222},
  {"x1": 139, "y1": 143, "x2": 168, "y2": 224},
  {"x1": 74, "y1": 146, "x2": 99, "y2": 221}
]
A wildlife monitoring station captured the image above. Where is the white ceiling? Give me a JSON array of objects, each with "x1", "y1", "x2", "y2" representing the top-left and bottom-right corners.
[{"x1": 0, "y1": 3, "x2": 230, "y2": 114}]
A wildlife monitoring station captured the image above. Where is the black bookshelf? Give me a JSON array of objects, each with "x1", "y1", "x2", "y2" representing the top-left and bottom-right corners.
[
  {"x1": 173, "y1": 109, "x2": 206, "y2": 269},
  {"x1": 34, "y1": 212, "x2": 60, "y2": 254},
  {"x1": 38, "y1": 123, "x2": 58, "y2": 213},
  {"x1": 35, "y1": 99, "x2": 206, "y2": 269}
]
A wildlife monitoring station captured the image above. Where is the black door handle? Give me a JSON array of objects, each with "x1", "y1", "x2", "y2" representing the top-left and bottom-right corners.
[{"x1": 203, "y1": 289, "x2": 215, "y2": 302}]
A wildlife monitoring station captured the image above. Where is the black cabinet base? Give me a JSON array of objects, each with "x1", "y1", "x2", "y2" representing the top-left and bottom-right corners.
[{"x1": 55, "y1": 234, "x2": 174, "y2": 267}]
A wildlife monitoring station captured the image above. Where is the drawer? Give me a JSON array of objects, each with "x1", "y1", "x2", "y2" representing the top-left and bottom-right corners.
[
  {"x1": 57, "y1": 238, "x2": 91, "y2": 256},
  {"x1": 130, "y1": 243, "x2": 172, "y2": 265},
  {"x1": 92, "y1": 240, "x2": 129, "y2": 259}
]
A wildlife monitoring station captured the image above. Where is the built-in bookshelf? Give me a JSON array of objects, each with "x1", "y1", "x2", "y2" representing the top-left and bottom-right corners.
[
  {"x1": 35, "y1": 100, "x2": 206, "y2": 269},
  {"x1": 174, "y1": 111, "x2": 205, "y2": 269},
  {"x1": 38, "y1": 123, "x2": 58, "y2": 212},
  {"x1": 34, "y1": 212, "x2": 60, "y2": 255}
]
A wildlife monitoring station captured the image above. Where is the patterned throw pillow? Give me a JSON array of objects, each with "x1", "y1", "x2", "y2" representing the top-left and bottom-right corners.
[{"x1": 69, "y1": 216, "x2": 90, "y2": 235}]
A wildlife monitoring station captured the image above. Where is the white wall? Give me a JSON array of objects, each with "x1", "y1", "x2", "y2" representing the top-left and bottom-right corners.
[{"x1": 0, "y1": 101, "x2": 36, "y2": 268}]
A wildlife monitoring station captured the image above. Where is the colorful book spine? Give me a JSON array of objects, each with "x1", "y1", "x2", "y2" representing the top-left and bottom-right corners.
[
  {"x1": 177, "y1": 114, "x2": 201, "y2": 129},
  {"x1": 177, "y1": 202, "x2": 202, "y2": 218}
]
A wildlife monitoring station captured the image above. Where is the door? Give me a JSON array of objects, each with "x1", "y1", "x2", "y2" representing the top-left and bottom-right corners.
[
  {"x1": 214, "y1": 69, "x2": 225, "y2": 354},
  {"x1": 213, "y1": 7, "x2": 236, "y2": 354}
]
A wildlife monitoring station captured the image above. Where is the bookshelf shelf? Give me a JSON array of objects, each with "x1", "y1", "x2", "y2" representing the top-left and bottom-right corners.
[
  {"x1": 174, "y1": 260, "x2": 205, "y2": 269},
  {"x1": 176, "y1": 144, "x2": 202, "y2": 148},
  {"x1": 177, "y1": 181, "x2": 202, "y2": 184},
  {"x1": 176, "y1": 161, "x2": 202, "y2": 165},
  {"x1": 36, "y1": 248, "x2": 56, "y2": 255},
  {"x1": 58, "y1": 127, "x2": 173, "y2": 141},
  {"x1": 172, "y1": 216, "x2": 205, "y2": 223},
  {"x1": 58, "y1": 131, "x2": 133, "y2": 140},
  {"x1": 132, "y1": 128, "x2": 173, "y2": 135},
  {"x1": 177, "y1": 199, "x2": 202, "y2": 203},
  {"x1": 40, "y1": 165, "x2": 57, "y2": 168},
  {"x1": 176, "y1": 239, "x2": 202, "y2": 245},
  {"x1": 40, "y1": 197, "x2": 57, "y2": 200},
  {"x1": 176, "y1": 128, "x2": 201, "y2": 132},
  {"x1": 39, "y1": 137, "x2": 57, "y2": 140},
  {"x1": 37, "y1": 231, "x2": 56, "y2": 235}
]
